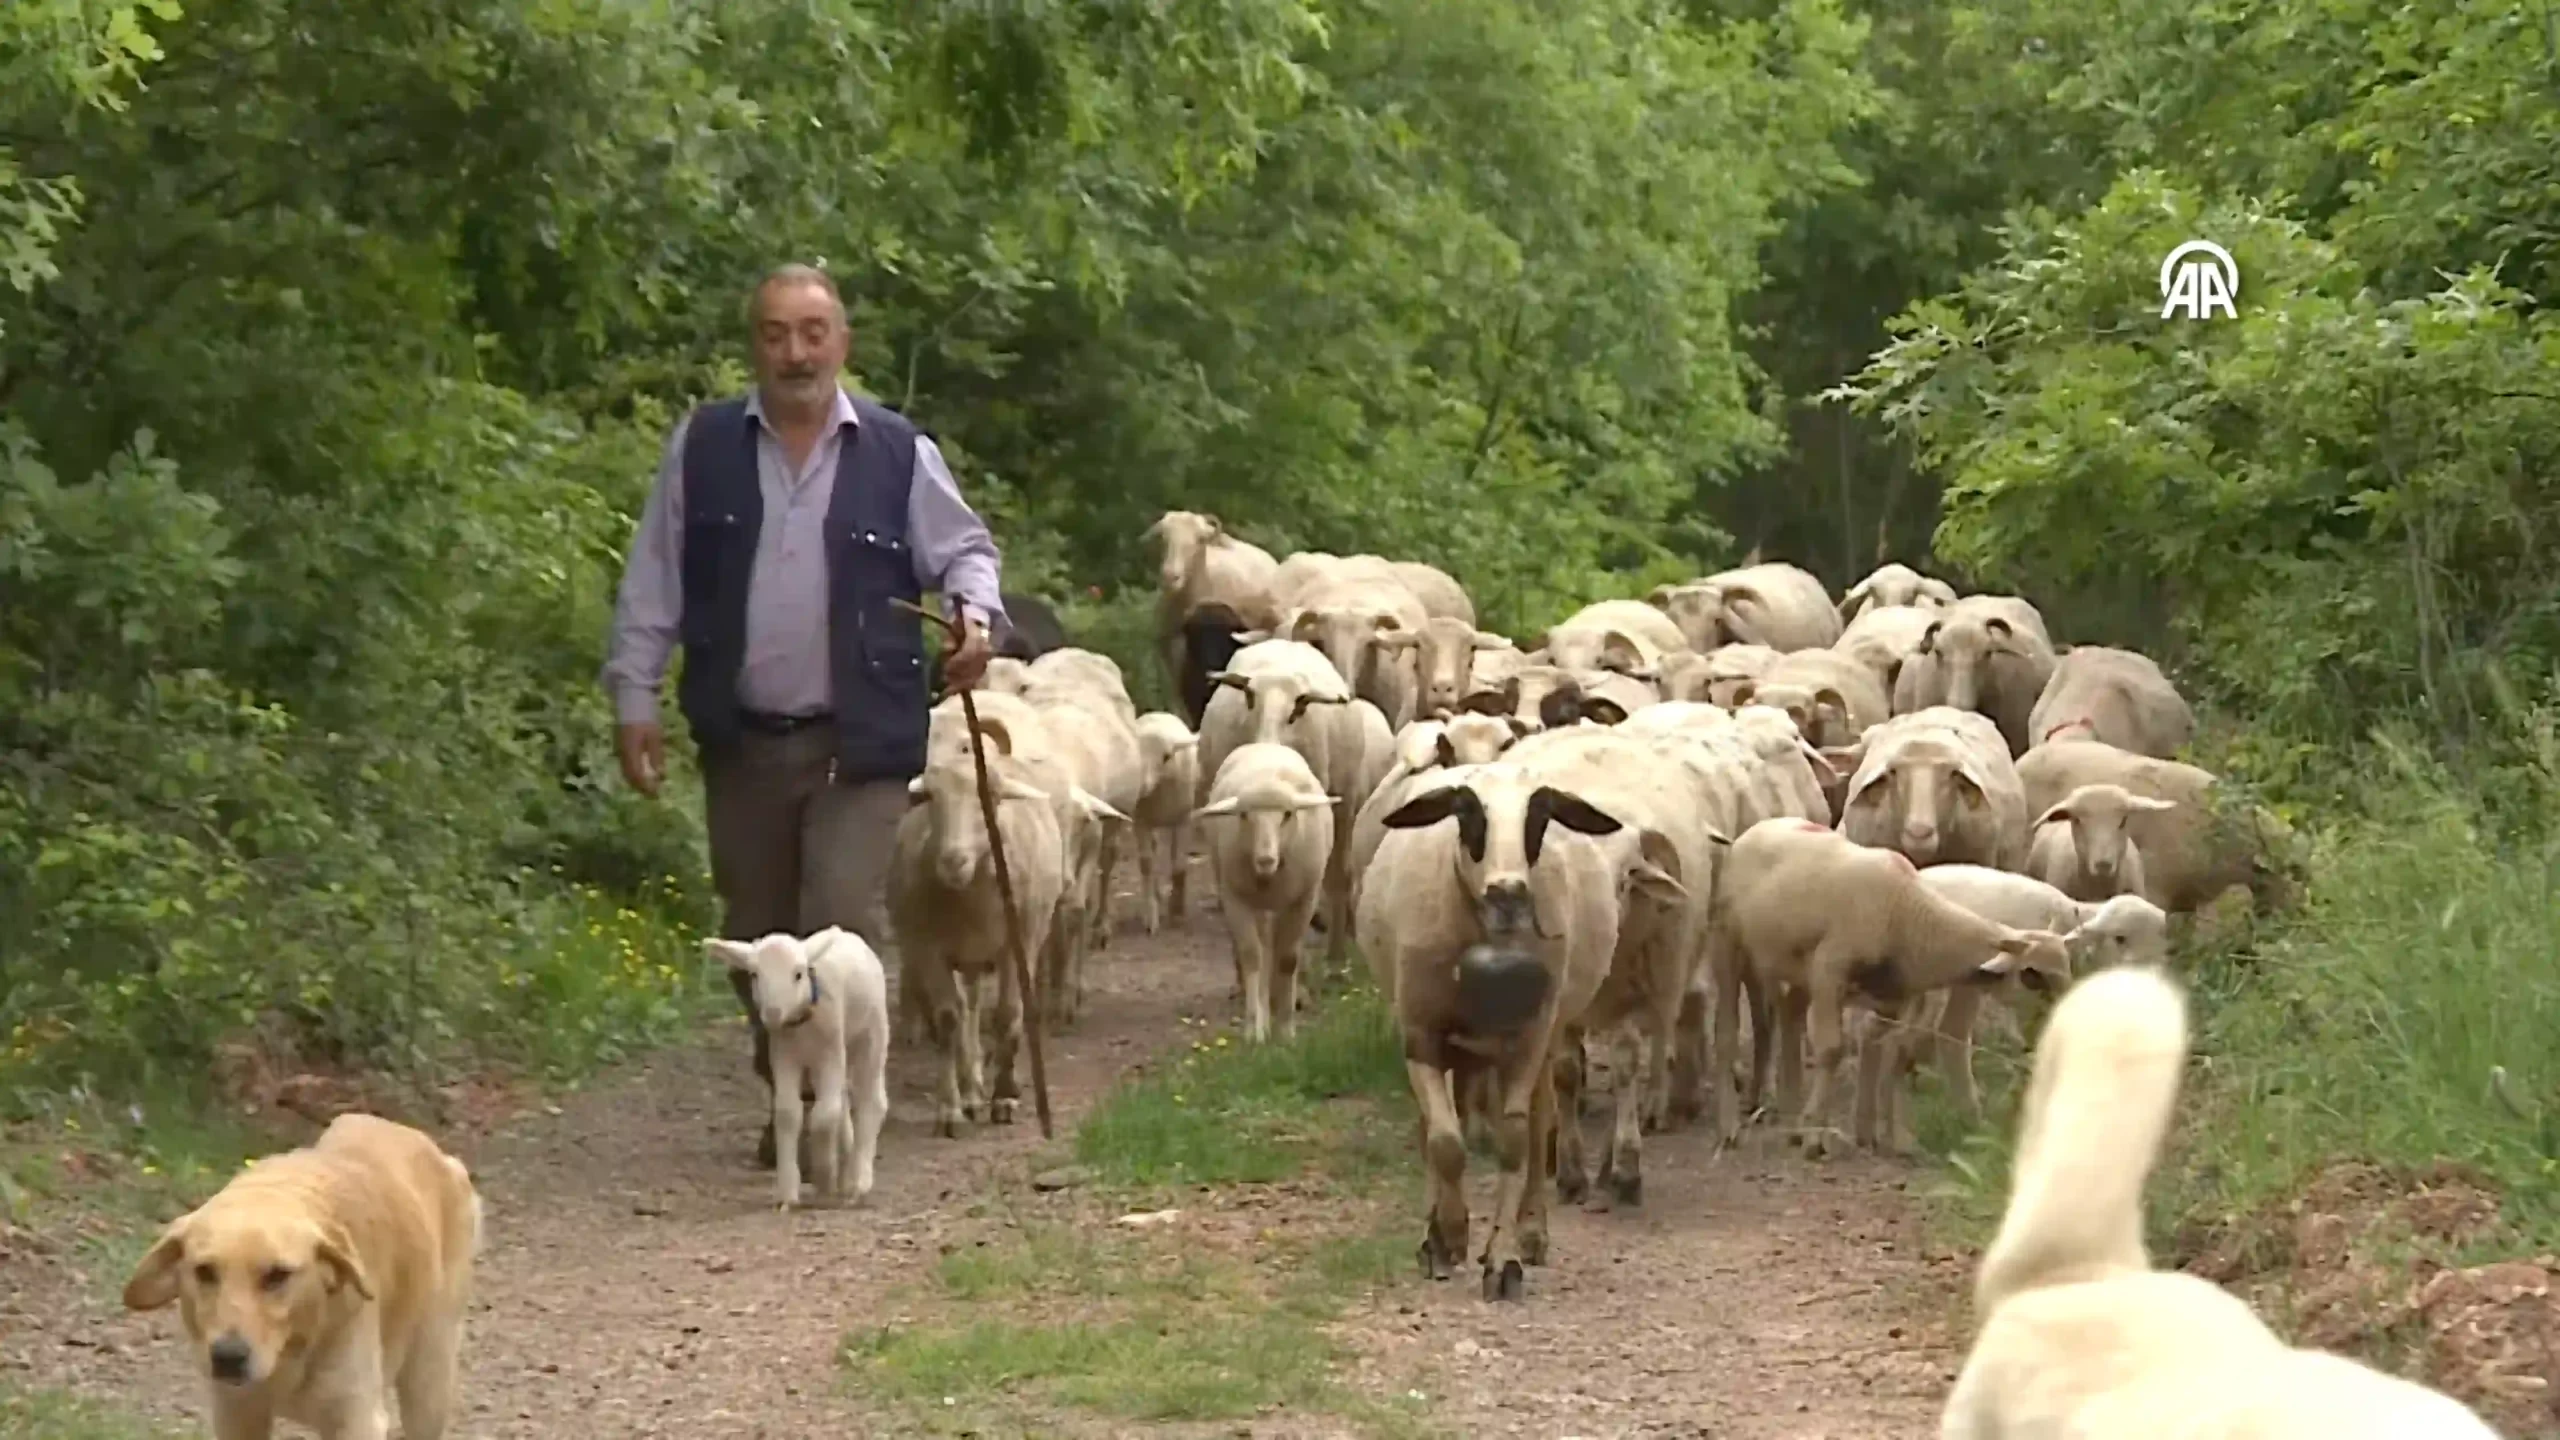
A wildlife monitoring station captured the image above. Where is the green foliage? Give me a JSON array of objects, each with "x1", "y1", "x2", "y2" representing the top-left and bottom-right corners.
[{"x1": 0, "y1": 0, "x2": 1875, "y2": 1103}]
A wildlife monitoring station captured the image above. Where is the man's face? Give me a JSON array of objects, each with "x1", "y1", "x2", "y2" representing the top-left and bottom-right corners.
[{"x1": 752, "y1": 279, "x2": 848, "y2": 411}]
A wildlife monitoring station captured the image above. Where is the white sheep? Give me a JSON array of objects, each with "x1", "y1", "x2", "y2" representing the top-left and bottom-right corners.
[
  {"x1": 2024, "y1": 781, "x2": 2174, "y2": 901},
  {"x1": 1194, "y1": 743, "x2": 1340, "y2": 1042},
  {"x1": 1539, "y1": 598, "x2": 1692, "y2": 675},
  {"x1": 1705, "y1": 818, "x2": 2069, "y2": 1155},
  {"x1": 706, "y1": 927, "x2": 890, "y2": 1210},
  {"x1": 1346, "y1": 713, "x2": 1526, "y2": 915},
  {"x1": 2026, "y1": 644, "x2": 2196, "y2": 758},
  {"x1": 1865, "y1": 867, "x2": 2170, "y2": 1136},
  {"x1": 2019, "y1": 739, "x2": 2299, "y2": 914},
  {"x1": 1015, "y1": 649, "x2": 1146, "y2": 1014},
  {"x1": 1838, "y1": 562, "x2": 1959, "y2": 619},
  {"x1": 1194, "y1": 638, "x2": 1380, "y2": 968},
  {"x1": 1129, "y1": 711, "x2": 1202, "y2": 932},
  {"x1": 1835, "y1": 706, "x2": 2030, "y2": 869},
  {"x1": 1279, "y1": 572, "x2": 1432, "y2": 727},
  {"x1": 1648, "y1": 562, "x2": 1844, "y2": 652},
  {"x1": 1381, "y1": 615, "x2": 1518, "y2": 719},
  {"x1": 1890, "y1": 594, "x2": 2059, "y2": 756},
  {"x1": 1726, "y1": 646, "x2": 1892, "y2": 747},
  {"x1": 1359, "y1": 760, "x2": 1683, "y2": 1299},
  {"x1": 1832, "y1": 602, "x2": 1939, "y2": 695},
  {"x1": 889, "y1": 702, "x2": 1077, "y2": 1137}
]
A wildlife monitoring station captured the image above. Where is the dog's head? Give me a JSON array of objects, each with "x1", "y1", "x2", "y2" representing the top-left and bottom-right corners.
[{"x1": 123, "y1": 1185, "x2": 373, "y2": 1387}]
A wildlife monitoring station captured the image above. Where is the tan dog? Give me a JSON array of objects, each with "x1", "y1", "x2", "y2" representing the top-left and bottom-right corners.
[
  {"x1": 123, "y1": 1112, "x2": 481, "y2": 1440},
  {"x1": 1941, "y1": 966, "x2": 2498, "y2": 1438}
]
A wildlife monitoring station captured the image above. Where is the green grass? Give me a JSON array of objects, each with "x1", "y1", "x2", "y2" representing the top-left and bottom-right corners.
[
  {"x1": 847, "y1": 984, "x2": 1436, "y2": 1437},
  {"x1": 1071, "y1": 975, "x2": 1412, "y2": 1188},
  {"x1": 1912, "y1": 754, "x2": 2560, "y2": 1260},
  {"x1": 0, "y1": 1385, "x2": 183, "y2": 1439}
]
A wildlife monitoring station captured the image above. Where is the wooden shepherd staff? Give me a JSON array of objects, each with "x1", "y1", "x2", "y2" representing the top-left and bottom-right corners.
[{"x1": 891, "y1": 597, "x2": 1055, "y2": 1139}]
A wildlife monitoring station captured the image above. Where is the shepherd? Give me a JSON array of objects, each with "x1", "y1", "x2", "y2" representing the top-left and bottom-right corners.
[{"x1": 601, "y1": 261, "x2": 1012, "y2": 1169}]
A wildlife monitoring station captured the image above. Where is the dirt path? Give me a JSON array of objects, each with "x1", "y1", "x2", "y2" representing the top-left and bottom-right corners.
[{"x1": 2, "y1": 879, "x2": 1968, "y2": 1438}]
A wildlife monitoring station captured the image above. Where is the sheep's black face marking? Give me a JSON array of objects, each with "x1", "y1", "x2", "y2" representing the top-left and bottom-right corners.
[
  {"x1": 1381, "y1": 785, "x2": 1488, "y2": 861},
  {"x1": 1458, "y1": 691, "x2": 1509, "y2": 717},
  {"x1": 1520, "y1": 786, "x2": 1622, "y2": 866},
  {"x1": 1537, "y1": 684, "x2": 1584, "y2": 731},
  {"x1": 1433, "y1": 733, "x2": 1457, "y2": 768},
  {"x1": 1583, "y1": 699, "x2": 1628, "y2": 725},
  {"x1": 2016, "y1": 966, "x2": 2057, "y2": 995},
  {"x1": 1847, "y1": 958, "x2": 1907, "y2": 1002},
  {"x1": 1916, "y1": 621, "x2": 1942, "y2": 656}
]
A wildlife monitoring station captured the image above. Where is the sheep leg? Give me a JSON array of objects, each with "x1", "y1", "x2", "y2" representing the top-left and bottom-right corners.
[
  {"x1": 1269, "y1": 892, "x2": 1316, "y2": 1042},
  {"x1": 807, "y1": 1041, "x2": 850, "y2": 1205},
  {"x1": 1550, "y1": 1031, "x2": 1589, "y2": 1204},
  {"x1": 1709, "y1": 940, "x2": 1750, "y2": 1147},
  {"x1": 1137, "y1": 823, "x2": 1164, "y2": 934},
  {"x1": 1793, "y1": 976, "x2": 1851, "y2": 1159},
  {"x1": 1166, "y1": 819, "x2": 1190, "y2": 924},
  {"x1": 1668, "y1": 983, "x2": 1708, "y2": 1129},
  {"x1": 1593, "y1": 1018, "x2": 1649, "y2": 1208},
  {"x1": 1771, "y1": 985, "x2": 1809, "y2": 1121},
  {"x1": 846, "y1": 1025, "x2": 887, "y2": 1204},
  {"x1": 921, "y1": 960, "x2": 969, "y2": 1139},
  {"x1": 1478, "y1": 1045, "x2": 1549, "y2": 1301},
  {"x1": 1518, "y1": 1060, "x2": 1557, "y2": 1268},
  {"x1": 1089, "y1": 825, "x2": 1120, "y2": 953},
  {"x1": 770, "y1": 1048, "x2": 807, "y2": 1211},
  {"x1": 987, "y1": 953, "x2": 1024, "y2": 1126},
  {"x1": 1228, "y1": 893, "x2": 1272, "y2": 1044},
  {"x1": 1933, "y1": 985, "x2": 1986, "y2": 1117},
  {"x1": 1405, "y1": 1053, "x2": 1468, "y2": 1281},
  {"x1": 1848, "y1": 1002, "x2": 1898, "y2": 1153}
]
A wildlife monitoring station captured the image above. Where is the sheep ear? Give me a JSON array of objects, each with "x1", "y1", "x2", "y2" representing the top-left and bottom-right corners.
[
  {"x1": 1647, "y1": 584, "x2": 1680, "y2": 609},
  {"x1": 997, "y1": 775, "x2": 1051, "y2": 803},
  {"x1": 1916, "y1": 621, "x2": 1943, "y2": 655},
  {"x1": 1470, "y1": 631, "x2": 1511, "y2": 650},
  {"x1": 1374, "y1": 630, "x2": 1421, "y2": 652},
  {"x1": 2128, "y1": 795, "x2": 2179, "y2": 813},
  {"x1": 1233, "y1": 629, "x2": 1271, "y2": 644},
  {"x1": 2032, "y1": 801, "x2": 2074, "y2": 828},
  {"x1": 706, "y1": 938, "x2": 757, "y2": 972},
  {"x1": 1293, "y1": 793, "x2": 1341, "y2": 812},
  {"x1": 1727, "y1": 680, "x2": 1757, "y2": 707},
  {"x1": 1192, "y1": 797, "x2": 1241, "y2": 821},
  {"x1": 907, "y1": 775, "x2": 929, "y2": 797},
  {"x1": 1071, "y1": 787, "x2": 1131, "y2": 825}
]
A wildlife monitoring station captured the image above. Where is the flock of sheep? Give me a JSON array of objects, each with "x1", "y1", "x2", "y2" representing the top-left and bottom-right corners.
[{"x1": 868, "y1": 510, "x2": 2302, "y2": 1304}]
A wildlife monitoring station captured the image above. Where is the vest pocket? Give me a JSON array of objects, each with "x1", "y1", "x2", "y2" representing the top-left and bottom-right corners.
[{"x1": 678, "y1": 511, "x2": 745, "y2": 645}]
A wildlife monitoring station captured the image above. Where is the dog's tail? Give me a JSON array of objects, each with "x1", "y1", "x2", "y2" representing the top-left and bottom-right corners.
[{"x1": 1972, "y1": 964, "x2": 2190, "y2": 1319}]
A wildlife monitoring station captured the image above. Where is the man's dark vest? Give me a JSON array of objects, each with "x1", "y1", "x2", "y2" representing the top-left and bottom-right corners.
[{"x1": 674, "y1": 393, "x2": 931, "y2": 781}]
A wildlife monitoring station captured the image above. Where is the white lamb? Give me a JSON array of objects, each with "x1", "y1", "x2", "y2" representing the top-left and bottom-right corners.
[
  {"x1": 706, "y1": 927, "x2": 890, "y2": 1211},
  {"x1": 1195, "y1": 743, "x2": 1340, "y2": 1042}
]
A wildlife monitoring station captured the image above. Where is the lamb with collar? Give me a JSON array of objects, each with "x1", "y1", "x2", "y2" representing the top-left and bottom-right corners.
[{"x1": 706, "y1": 927, "x2": 891, "y2": 1211}]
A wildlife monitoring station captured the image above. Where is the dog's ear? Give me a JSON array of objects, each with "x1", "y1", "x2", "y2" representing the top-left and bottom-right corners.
[
  {"x1": 122, "y1": 1212, "x2": 192, "y2": 1311},
  {"x1": 314, "y1": 1222, "x2": 374, "y2": 1301}
]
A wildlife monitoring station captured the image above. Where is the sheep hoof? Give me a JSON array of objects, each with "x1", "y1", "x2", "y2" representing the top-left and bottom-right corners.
[
  {"x1": 1416, "y1": 1235, "x2": 1456, "y2": 1281},
  {"x1": 1455, "y1": 944, "x2": 1550, "y2": 1033},
  {"x1": 990, "y1": 1098, "x2": 1019, "y2": 1125},
  {"x1": 1481, "y1": 1259, "x2": 1526, "y2": 1302},
  {"x1": 1555, "y1": 1166, "x2": 1588, "y2": 1204},
  {"x1": 934, "y1": 1115, "x2": 961, "y2": 1139},
  {"x1": 1609, "y1": 1169, "x2": 1642, "y2": 1208},
  {"x1": 1519, "y1": 1228, "x2": 1549, "y2": 1266}
]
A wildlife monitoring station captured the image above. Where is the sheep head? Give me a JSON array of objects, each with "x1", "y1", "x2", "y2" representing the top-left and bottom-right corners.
[
  {"x1": 1379, "y1": 768, "x2": 1680, "y2": 943},
  {"x1": 2033, "y1": 782, "x2": 2175, "y2": 890},
  {"x1": 1206, "y1": 665, "x2": 1354, "y2": 748},
  {"x1": 1194, "y1": 768, "x2": 1337, "y2": 880},
  {"x1": 706, "y1": 927, "x2": 856, "y2": 1032},
  {"x1": 1914, "y1": 608, "x2": 2034, "y2": 713},
  {"x1": 1145, "y1": 510, "x2": 1225, "y2": 594},
  {"x1": 1842, "y1": 727, "x2": 2000, "y2": 865},
  {"x1": 2068, "y1": 893, "x2": 2171, "y2": 971},
  {"x1": 1650, "y1": 580, "x2": 1776, "y2": 649},
  {"x1": 1727, "y1": 679, "x2": 1851, "y2": 748}
]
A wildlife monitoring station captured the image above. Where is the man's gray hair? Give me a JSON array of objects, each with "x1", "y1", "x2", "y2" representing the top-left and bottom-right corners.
[{"x1": 748, "y1": 261, "x2": 845, "y2": 327}]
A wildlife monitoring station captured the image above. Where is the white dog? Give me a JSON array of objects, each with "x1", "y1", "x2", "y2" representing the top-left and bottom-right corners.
[
  {"x1": 1940, "y1": 964, "x2": 2499, "y2": 1438},
  {"x1": 707, "y1": 927, "x2": 890, "y2": 1211}
]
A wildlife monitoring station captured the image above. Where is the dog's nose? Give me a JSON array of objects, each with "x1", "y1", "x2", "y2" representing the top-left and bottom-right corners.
[{"x1": 208, "y1": 1335, "x2": 252, "y2": 1382}]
